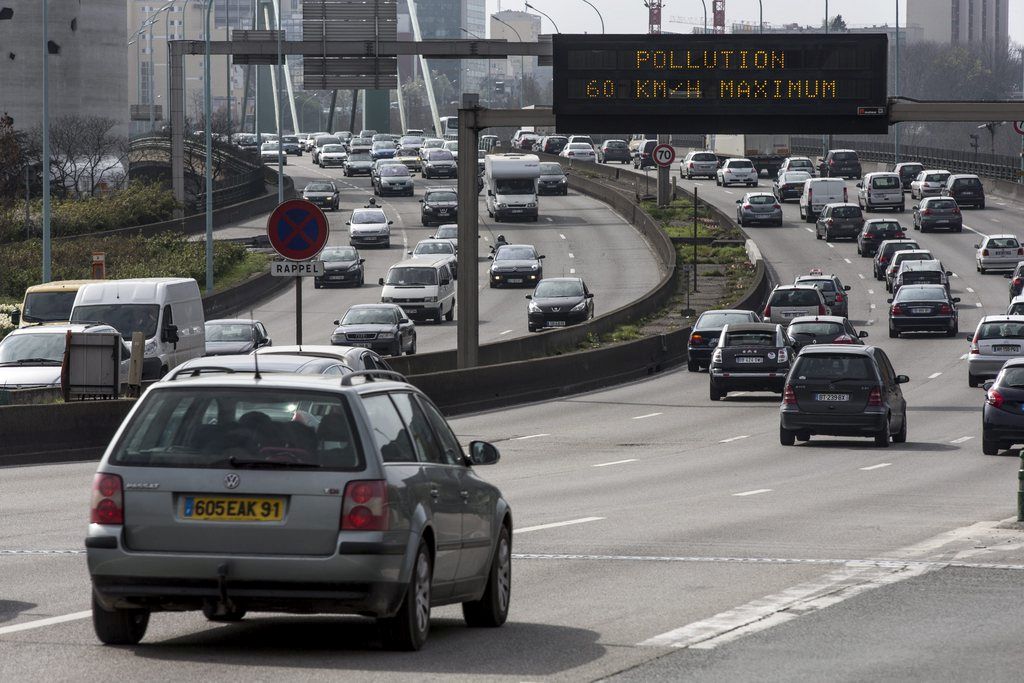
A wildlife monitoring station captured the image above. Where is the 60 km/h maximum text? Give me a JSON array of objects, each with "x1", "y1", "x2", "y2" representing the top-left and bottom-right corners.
[{"x1": 583, "y1": 78, "x2": 840, "y2": 100}]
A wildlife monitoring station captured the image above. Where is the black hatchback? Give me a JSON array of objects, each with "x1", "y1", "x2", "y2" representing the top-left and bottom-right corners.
[
  {"x1": 982, "y1": 358, "x2": 1024, "y2": 455},
  {"x1": 708, "y1": 323, "x2": 792, "y2": 401},
  {"x1": 687, "y1": 309, "x2": 761, "y2": 371},
  {"x1": 943, "y1": 174, "x2": 985, "y2": 209},
  {"x1": 888, "y1": 284, "x2": 959, "y2": 338},
  {"x1": 857, "y1": 219, "x2": 906, "y2": 258},
  {"x1": 780, "y1": 345, "x2": 908, "y2": 447}
]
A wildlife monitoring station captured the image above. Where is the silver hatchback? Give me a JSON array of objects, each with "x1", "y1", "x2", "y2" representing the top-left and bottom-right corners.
[
  {"x1": 86, "y1": 372, "x2": 511, "y2": 650},
  {"x1": 968, "y1": 316, "x2": 1024, "y2": 387}
]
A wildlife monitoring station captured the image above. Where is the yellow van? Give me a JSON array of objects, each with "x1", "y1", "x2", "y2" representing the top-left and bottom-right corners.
[{"x1": 14, "y1": 280, "x2": 93, "y2": 327}]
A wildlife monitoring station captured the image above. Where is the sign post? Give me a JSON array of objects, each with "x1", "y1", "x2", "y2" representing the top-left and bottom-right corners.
[
  {"x1": 654, "y1": 140, "x2": 674, "y2": 207},
  {"x1": 266, "y1": 199, "x2": 330, "y2": 345}
]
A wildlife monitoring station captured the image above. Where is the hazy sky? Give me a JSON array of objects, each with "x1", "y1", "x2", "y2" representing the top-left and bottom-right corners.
[{"x1": 487, "y1": 0, "x2": 1023, "y2": 44}]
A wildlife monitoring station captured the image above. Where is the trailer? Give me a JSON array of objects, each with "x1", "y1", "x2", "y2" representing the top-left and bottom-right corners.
[{"x1": 707, "y1": 134, "x2": 791, "y2": 178}]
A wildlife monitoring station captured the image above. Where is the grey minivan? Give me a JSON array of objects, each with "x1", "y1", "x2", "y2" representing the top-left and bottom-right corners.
[{"x1": 86, "y1": 372, "x2": 512, "y2": 650}]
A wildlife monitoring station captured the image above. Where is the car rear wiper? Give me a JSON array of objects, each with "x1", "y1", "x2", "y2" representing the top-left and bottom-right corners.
[
  {"x1": 0, "y1": 358, "x2": 62, "y2": 366},
  {"x1": 228, "y1": 456, "x2": 321, "y2": 469}
]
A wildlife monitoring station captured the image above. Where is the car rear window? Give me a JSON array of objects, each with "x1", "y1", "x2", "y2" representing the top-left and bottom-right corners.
[
  {"x1": 894, "y1": 286, "x2": 947, "y2": 302},
  {"x1": 695, "y1": 312, "x2": 754, "y2": 329},
  {"x1": 928, "y1": 199, "x2": 957, "y2": 210},
  {"x1": 799, "y1": 279, "x2": 836, "y2": 292},
  {"x1": 978, "y1": 322, "x2": 1024, "y2": 340},
  {"x1": 748, "y1": 195, "x2": 776, "y2": 205},
  {"x1": 899, "y1": 165, "x2": 923, "y2": 175},
  {"x1": 987, "y1": 238, "x2": 1019, "y2": 249},
  {"x1": 729, "y1": 160, "x2": 754, "y2": 168},
  {"x1": 109, "y1": 388, "x2": 363, "y2": 470},
  {"x1": 692, "y1": 152, "x2": 717, "y2": 161},
  {"x1": 724, "y1": 331, "x2": 776, "y2": 347},
  {"x1": 871, "y1": 176, "x2": 901, "y2": 189},
  {"x1": 833, "y1": 152, "x2": 858, "y2": 161},
  {"x1": 788, "y1": 321, "x2": 845, "y2": 337},
  {"x1": 953, "y1": 177, "x2": 982, "y2": 188},
  {"x1": 925, "y1": 173, "x2": 949, "y2": 182},
  {"x1": 999, "y1": 367, "x2": 1024, "y2": 387},
  {"x1": 605, "y1": 140, "x2": 627, "y2": 149},
  {"x1": 866, "y1": 222, "x2": 901, "y2": 234},
  {"x1": 832, "y1": 206, "x2": 862, "y2": 218},
  {"x1": 770, "y1": 289, "x2": 820, "y2": 306},
  {"x1": 793, "y1": 354, "x2": 875, "y2": 381}
]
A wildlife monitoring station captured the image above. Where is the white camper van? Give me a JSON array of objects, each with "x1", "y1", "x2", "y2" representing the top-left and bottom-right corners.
[
  {"x1": 484, "y1": 153, "x2": 541, "y2": 222},
  {"x1": 70, "y1": 278, "x2": 205, "y2": 379}
]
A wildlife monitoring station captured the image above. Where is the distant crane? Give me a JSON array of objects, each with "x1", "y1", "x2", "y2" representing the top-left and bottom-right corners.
[
  {"x1": 643, "y1": 0, "x2": 663, "y2": 35},
  {"x1": 713, "y1": 0, "x2": 725, "y2": 34},
  {"x1": 667, "y1": 0, "x2": 726, "y2": 34}
]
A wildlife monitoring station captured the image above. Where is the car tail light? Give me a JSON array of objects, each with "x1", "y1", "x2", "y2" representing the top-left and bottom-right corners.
[
  {"x1": 341, "y1": 480, "x2": 388, "y2": 531},
  {"x1": 835, "y1": 293, "x2": 844, "y2": 303},
  {"x1": 938, "y1": 304, "x2": 953, "y2": 314},
  {"x1": 826, "y1": 218, "x2": 834, "y2": 226},
  {"x1": 952, "y1": 207, "x2": 961, "y2": 215},
  {"x1": 688, "y1": 162, "x2": 694, "y2": 168},
  {"x1": 690, "y1": 333, "x2": 704, "y2": 346},
  {"x1": 711, "y1": 348, "x2": 723, "y2": 364},
  {"x1": 867, "y1": 387, "x2": 883, "y2": 407},
  {"x1": 879, "y1": 256, "x2": 889, "y2": 264},
  {"x1": 970, "y1": 334, "x2": 980, "y2": 354},
  {"x1": 843, "y1": 187, "x2": 848, "y2": 202},
  {"x1": 829, "y1": 160, "x2": 836, "y2": 166},
  {"x1": 808, "y1": 189, "x2": 813, "y2": 205},
  {"x1": 982, "y1": 249, "x2": 990, "y2": 257},
  {"x1": 763, "y1": 305, "x2": 772, "y2": 318},
  {"x1": 832, "y1": 335, "x2": 855, "y2": 344},
  {"x1": 1018, "y1": 248, "x2": 1023, "y2": 256},
  {"x1": 783, "y1": 384, "x2": 797, "y2": 405},
  {"x1": 922, "y1": 209, "x2": 932, "y2": 215},
  {"x1": 818, "y1": 304, "x2": 827, "y2": 315},
  {"x1": 987, "y1": 389, "x2": 1005, "y2": 409},
  {"x1": 1013, "y1": 278, "x2": 1022, "y2": 288},
  {"x1": 743, "y1": 203, "x2": 752, "y2": 210},
  {"x1": 90, "y1": 473, "x2": 124, "y2": 525},
  {"x1": 774, "y1": 203, "x2": 781, "y2": 210},
  {"x1": 567, "y1": 152, "x2": 575, "y2": 157},
  {"x1": 895, "y1": 232, "x2": 905, "y2": 238},
  {"x1": 892, "y1": 303, "x2": 905, "y2": 315}
]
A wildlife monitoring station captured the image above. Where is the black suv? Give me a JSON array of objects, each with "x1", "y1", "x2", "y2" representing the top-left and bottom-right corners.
[
  {"x1": 818, "y1": 149, "x2": 862, "y2": 179},
  {"x1": 708, "y1": 323, "x2": 792, "y2": 401},
  {"x1": 857, "y1": 219, "x2": 906, "y2": 258},
  {"x1": 780, "y1": 345, "x2": 909, "y2": 447},
  {"x1": 942, "y1": 174, "x2": 985, "y2": 209},
  {"x1": 687, "y1": 309, "x2": 761, "y2": 372},
  {"x1": 420, "y1": 187, "x2": 458, "y2": 226}
]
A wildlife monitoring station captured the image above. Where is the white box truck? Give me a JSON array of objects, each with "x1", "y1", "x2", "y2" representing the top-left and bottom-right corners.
[
  {"x1": 708, "y1": 134, "x2": 791, "y2": 178},
  {"x1": 484, "y1": 153, "x2": 541, "y2": 222}
]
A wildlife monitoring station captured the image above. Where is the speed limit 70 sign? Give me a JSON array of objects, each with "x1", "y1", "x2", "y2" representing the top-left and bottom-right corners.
[
  {"x1": 1014, "y1": 121, "x2": 1024, "y2": 136},
  {"x1": 652, "y1": 143, "x2": 676, "y2": 168}
]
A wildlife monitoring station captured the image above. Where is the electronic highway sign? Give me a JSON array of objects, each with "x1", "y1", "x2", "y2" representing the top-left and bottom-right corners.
[{"x1": 552, "y1": 34, "x2": 889, "y2": 134}]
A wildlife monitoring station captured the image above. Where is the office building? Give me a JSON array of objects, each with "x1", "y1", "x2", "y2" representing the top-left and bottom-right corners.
[
  {"x1": 0, "y1": 1, "x2": 128, "y2": 135},
  {"x1": 907, "y1": 0, "x2": 1009, "y2": 51},
  {"x1": 489, "y1": 9, "x2": 541, "y2": 83},
  {"x1": 400, "y1": 0, "x2": 487, "y2": 96}
]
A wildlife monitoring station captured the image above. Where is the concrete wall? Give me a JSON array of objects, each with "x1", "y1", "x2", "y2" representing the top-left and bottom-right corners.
[{"x1": 0, "y1": 1, "x2": 128, "y2": 136}]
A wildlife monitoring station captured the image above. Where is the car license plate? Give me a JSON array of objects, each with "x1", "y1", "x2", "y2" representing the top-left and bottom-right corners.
[
  {"x1": 815, "y1": 393, "x2": 849, "y2": 402},
  {"x1": 962, "y1": 192, "x2": 974, "y2": 196},
  {"x1": 511, "y1": 209, "x2": 523, "y2": 213},
  {"x1": 736, "y1": 356, "x2": 764, "y2": 364},
  {"x1": 994, "y1": 345, "x2": 1020, "y2": 353},
  {"x1": 545, "y1": 320, "x2": 567, "y2": 327},
  {"x1": 995, "y1": 250, "x2": 1011, "y2": 257},
  {"x1": 911, "y1": 307, "x2": 931, "y2": 314},
  {"x1": 180, "y1": 496, "x2": 284, "y2": 522},
  {"x1": 508, "y1": 278, "x2": 523, "y2": 283},
  {"x1": 936, "y1": 219, "x2": 948, "y2": 224}
]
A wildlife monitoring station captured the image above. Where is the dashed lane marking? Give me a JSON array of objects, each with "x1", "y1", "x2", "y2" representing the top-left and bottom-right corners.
[
  {"x1": 843, "y1": 257, "x2": 851, "y2": 264},
  {"x1": 568, "y1": 253, "x2": 575, "y2": 259},
  {"x1": 976, "y1": 303, "x2": 984, "y2": 308},
  {"x1": 499, "y1": 329, "x2": 513, "y2": 335},
  {"x1": 868, "y1": 289, "x2": 875, "y2": 295},
  {"x1": 632, "y1": 412, "x2": 663, "y2": 420},
  {"x1": 593, "y1": 459, "x2": 639, "y2": 468},
  {"x1": 805, "y1": 227, "x2": 814, "y2": 233},
  {"x1": 966, "y1": 287, "x2": 975, "y2": 293},
  {"x1": 826, "y1": 243, "x2": 834, "y2": 249},
  {"x1": 860, "y1": 463, "x2": 892, "y2": 471},
  {"x1": 719, "y1": 435, "x2": 750, "y2": 443},
  {"x1": 0, "y1": 611, "x2": 92, "y2": 637},
  {"x1": 513, "y1": 433, "x2": 550, "y2": 440},
  {"x1": 570, "y1": 268, "x2": 576, "y2": 274},
  {"x1": 516, "y1": 517, "x2": 605, "y2": 533},
  {"x1": 733, "y1": 488, "x2": 772, "y2": 497},
  {"x1": 559, "y1": 233, "x2": 566, "y2": 240},
  {"x1": 928, "y1": 372, "x2": 942, "y2": 379},
  {"x1": 858, "y1": 274, "x2": 865, "y2": 279},
  {"x1": 950, "y1": 436, "x2": 974, "y2": 444}
]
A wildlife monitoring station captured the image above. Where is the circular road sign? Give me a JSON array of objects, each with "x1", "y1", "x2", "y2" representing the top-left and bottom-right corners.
[
  {"x1": 1014, "y1": 121, "x2": 1024, "y2": 136},
  {"x1": 266, "y1": 199, "x2": 330, "y2": 261},
  {"x1": 652, "y1": 143, "x2": 676, "y2": 168}
]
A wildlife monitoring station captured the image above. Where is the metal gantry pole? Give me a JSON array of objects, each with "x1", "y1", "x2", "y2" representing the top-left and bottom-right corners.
[
  {"x1": 41, "y1": 0, "x2": 51, "y2": 282},
  {"x1": 204, "y1": 0, "x2": 214, "y2": 293},
  {"x1": 149, "y1": 21, "x2": 156, "y2": 131},
  {"x1": 275, "y1": 0, "x2": 283, "y2": 203},
  {"x1": 455, "y1": 95, "x2": 480, "y2": 369},
  {"x1": 893, "y1": 0, "x2": 900, "y2": 165},
  {"x1": 822, "y1": 0, "x2": 829, "y2": 162},
  {"x1": 1020, "y1": 48, "x2": 1024, "y2": 184}
]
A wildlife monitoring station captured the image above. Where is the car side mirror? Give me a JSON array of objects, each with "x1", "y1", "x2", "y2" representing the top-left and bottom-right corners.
[
  {"x1": 440, "y1": 277, "x2": 451, "y2": 286},
  {"x1": 399, "y1": 318, "x2": 410, "y2": 324},
  {"x1": 946, "y1": 271, "x2": 952, "y2": 276},
  {"x1": 844, "y1": 285, "x2": 851, "y2": 291},
  {"x1": 378, "y1": 277, "x2": 385, "y2": 286},
  {"x1": 407, "y1": 251, "x2": 413, "y2": 255},
  {"x1": 983, "y1": 380, "x2": 995, "y2": 391},
  {"x1": 525, "y1": 294, "x2": 532, "y2": 300},
  {"x1": 333, "y1": 319, "x2": 340, "y2": 326},
  {"x1": 858, "y1": 330, "x2": 869, "y2": 338},
  {"x1": 388, "y1": 220, "x2": 394, "y2": 225},
  {"x1": 736, "y1": 199, "x2": 742, "y2": 204},
  {"x1": 856, "y1": 183, "x2": 863, "y2": 188},
  {"x1": 163, "y1": 324, "x2": 179, "y2": 345},
  {"x1": 895, "y1": 375, "x2": 910, "y2": 384},
  {"x1": 9, "y1": 308, "x2": 19, "y2": 326},
  {"x1": 886, "y1": 298, "x2": 893, "y2": 303},
  {"x1": 538, "y1": 255, "x2": 546, "y2": 259},
  {"x1": 469, "y1": 440, "x2": 500, "y2": 466},
  {"x1": 345, "y1": 221, "x2": 351, "y2": 226},
  {"x1": 419, "y1": 199, "x2": 424, "y2": 203},
  {"x1": 974, "y1": 244, "x2": 981, "y2": 249},
  {"x1": 359, "y1": 258, "x2": 365, "y2": 264},
  {"x1": 912, "y1": 205, "x2": 918, "y2": 211},
  {"x1": 487, "y1": 190, "x2": 494, "y2": 196},
  {"x1": 953, "y1": 297, "x2": 961, "y2": 303}
]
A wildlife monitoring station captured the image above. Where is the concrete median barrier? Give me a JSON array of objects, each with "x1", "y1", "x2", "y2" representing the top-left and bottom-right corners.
[{"x1": 0, "y1": 399, "x2": 134, "y2": 466}]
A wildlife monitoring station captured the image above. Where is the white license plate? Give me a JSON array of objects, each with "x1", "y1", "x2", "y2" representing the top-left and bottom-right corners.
[
  {"x1": 815, "y1": 393, "x2": 849, "y2": 402},
  {"x1": 995, "y1": 250, "x2": 1012, "y2": 257},
  {"x1": 994, "y1": 345, "x2": 1020, "y2": 353},
  {"x1": 911, "y1": 307, "x2": 931, "y2": 314},
  {"x1": 736, "y1": 357, "x2": 764, "y2": 364},
  {"x1": 545, "y1": 320, "x2": 567, "y2": 327},
  {"x1": 348, "y1": 342, "x2": 371, "y2": 348},
  {"x1": 508, "y1": 278, "x2": 523, "y2": 283}
]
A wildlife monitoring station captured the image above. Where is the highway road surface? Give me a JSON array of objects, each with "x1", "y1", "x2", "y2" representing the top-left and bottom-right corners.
[{"x1": 3, "y1": 163, "x2": 1024, "y2": 681}]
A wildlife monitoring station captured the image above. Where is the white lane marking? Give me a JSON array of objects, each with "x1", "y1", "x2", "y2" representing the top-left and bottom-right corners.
[
  {"x1": 570, "y1": 268, "x2": 576, "y2": 274},
  {"x1": 733, "y1": 489, "x2": 772, "y2": 497},
  {"x1": 843, "y1": 257, "x2": 852, "y2": 264},
  {"x1": 719, "y1": 435, "x2": 750, "y2": 443},
  {"x1": 499, "y1": 329, "x2": 513, "y2": 336},
  {"x1": 962, "y1": 224, "x2": 985, "y2": 237},
  {"x1": 516, "y1": 517, "x2": 605, "y2": 533},
  {"x1": 723, "y1": 190, "x2": 735, "y2": 195},
  {"x1": 513, "y1": 433, "x2": 550, "y2": 440},
  {"x1": 866, "y1": 319, "x2": 875, "y2": 326},
  {"x1": 858, "y1": 273, "x2": 865, "y2": 280},
  {"x1": 975, "y1": 303, "x2": 983, "y2": 308},
  {"x1": 559, "y1": 233, "x2": 566, "y2": 240},
  {"x1": 632, "y1": 412, "x2": 663, "y2": 420},
  {"x1": 928, "y1": 372, "x2": 942, "y2": 379},
  {"x1": 868, "y1": 289, "x2": 875, "y2": 295},
  {"x1": 870, "y1": 303, "x2": 876, "y2": 310},
  {"x1": 638, "y1": 562, "x2": 932, "y2": 650},
  {"x1": 992, "y1": 218, "x2": 1001, "y2": 223},
  {"x1": 860, "y1": 463, "x2": 892, "y2": 471},
  {"x1": 960, "y1": 353, "x2": 969, "y2": 360},
  {"x1": 826, "y1": 243, "x2": 834, "y2": 249},
  {"x1": 568, "y1": 253, "x2": 575, "y2": 259},
  {"x1": 966, "y1": 287, "x2": 975, "y2": 293},
  {"x1": 545, "y1": 217, "x2": 554, "y2": 222},
  {"x1": 593, "y1": 459, "x2": 639, "y2": 468},
  {"x1": 804, "y1": 227, "x2": 814, "y2": 233},
  {"x1": 0, "y1": 611, "x2": 92, "y2": 636},
  {"x1": 950, "y1": 436, "x2": 974, "y2": 444}
]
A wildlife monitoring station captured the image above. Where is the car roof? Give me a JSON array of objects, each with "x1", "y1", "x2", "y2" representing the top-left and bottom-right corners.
[
  {"x1": 347, "y1": 303, "x2": 399, "y2": 311},
  {"x1": 393, "y1": 256, "x2": 451, "y2": 268},
  {"x1": 823, "y1": 202, "x2": 859, "y2": 208},
  {"x1": 424, "y1": 186, "x2": 456, "y2": 192},
  {"x1": 8, "y1": 322, "x2": 118, "y2": 336},
  {"x1": 1009, "y1": 296, "x2": 1024, "y2": 304},
  {"x1": 786, "y1": 156, "x2": 812, "y2": 161},
  {"x1": 150, "y1": 372, "x2": 409, "y2": 394},
  {"x1": 700, "y1": 308, "x2": 754, "y2": 316},
  {"x1": 415, "y1": 238, "x2": 451, "y2": 245},
  {"x1": 950, "y1": 173, "x2": 980, "y2": 179},
  {"x1": 797, "y1": 344, "x2": 873, "y2": 356},
  {"x1": 921, "y1": 169, "x2": 950, "y2": 174},
  {"x1": 724, "y1": 157, "x2": 752, "y2": 162},
  {"x1": 497, "y1": 243, "x2": 536, "y2": 250},
  {"x1": 255, "y1": 345, "x2": 372, "y2": 362},
  {"x1": 773, "y1": 284, "x2": 820, "y2": 291},
  {"x1": 1002, "y1": 358, "x2": 1024, "y2": 368},
  {"x1": 864, "y1": 218, "x2": 902, "y2": 224},
  {"x1": 979, "y1": 315, "x2": 1024, "y2": 323},
  {"x1": 893, "y1": 249, "x2": 932, "y2": 256},
  {"x1": 538, "y1": 277, "x2": 583, "y2": 284},
  {"x1": 206, "y1": 318, "x2": 257, "y2": 325},
  {"x1": 983, "y1": 234, "x2": 1017, "y2": 240},
  {"x1": 722, "y1": 322, "x2": 779, "y2": 333},
  {"x1": 795, "y1": 274, "x2": 839, "y2": 282},
  {"x1": 829, "y1": 149, "x2": 857, "y2": 153},
  {"x1": 169, "y1": 354, "x2": 343, "y2": 376},
  {"x1": 744, "y1": 191, "x2": 776, "y2": 197},
  {"x1": 788, "y1": 315, "x2": 847, "y2": 324},
  {"x1": 865, "y1": 171, "x2": 899, "y2": 177}
]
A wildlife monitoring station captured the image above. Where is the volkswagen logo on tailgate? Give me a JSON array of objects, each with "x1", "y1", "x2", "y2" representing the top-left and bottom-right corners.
[{"x1": 223, "y1": 473, "x2": 240, "y2": 489}]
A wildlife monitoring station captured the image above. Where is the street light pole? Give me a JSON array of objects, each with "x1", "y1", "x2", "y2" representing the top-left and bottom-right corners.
[
  {"x1": 41, "y1": 0, "x2": 50, "y2": 282},
  {"x1": 579, "y1": 0, "x2": 604, "y2": 33},
  {"x1": 822, "y1": 0, "x2": 829, "y2": 161},
  {"x1": 1020, "y1": 47, "x2": 1024, "y2": 184},
  {"x1": 699, "y1": 0, "x2": 707, "y2": 33},
  {"x1": 893, "y1": 0, "x2": 900, "y2": 165},
  {"x1": 493, "y1": 16, "x2": 524, "y2": 108},
  {"x1": 204, "y1": 0, "x2": 214, "y2": 293},
  {"x1": 758, "y1": 0, "x2": 763, "y2": 33},
  {"x1": 523, "y1": 3, "x2": 560, "y2": 33},
  {"x1": 274, "y1": 0, "x2": 283, "y2": 203}
]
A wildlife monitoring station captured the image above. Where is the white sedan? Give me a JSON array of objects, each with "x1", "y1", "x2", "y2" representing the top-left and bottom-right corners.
[{"x1": 560, "y1": 143, "x2": 597, "y2": 162}]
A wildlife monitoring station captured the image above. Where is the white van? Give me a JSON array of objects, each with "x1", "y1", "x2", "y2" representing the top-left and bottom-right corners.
[
  {"x1": 799, "y1": 178, "x2": 847, "y2": 223},
  {"x1": 379, "y1": 258, "x2": 456, "y2": 324},
  {"x1": 69, "y1": 278, "x2": 205, "y2": 379}
]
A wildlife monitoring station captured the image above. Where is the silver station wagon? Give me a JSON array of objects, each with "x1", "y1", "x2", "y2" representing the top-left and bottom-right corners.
[{"x1": 86, "y1": 371, "x2": 511, "y2": 651}]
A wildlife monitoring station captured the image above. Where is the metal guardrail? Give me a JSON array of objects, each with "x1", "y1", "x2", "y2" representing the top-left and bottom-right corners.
[{"x1": 790, "y1": 136, "x2": 1024, "y2": 183}]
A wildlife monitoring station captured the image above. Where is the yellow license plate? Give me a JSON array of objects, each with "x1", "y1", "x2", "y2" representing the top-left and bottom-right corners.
[{"x1": 180, "y1": 496, "x2": 285, "y2": 522}]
